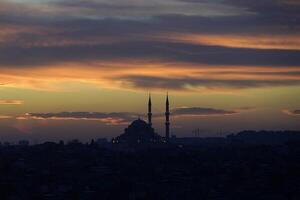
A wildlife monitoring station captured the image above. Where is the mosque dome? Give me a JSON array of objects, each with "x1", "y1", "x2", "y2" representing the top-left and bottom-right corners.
[
  {"x1": 113, "y1": 118, "x2": 162, "y2": 145},
  {"x1": 129, "y1": 118, "x2": 150, "y2": 129},
  {"x1": 112, "y1": 94, "x2": 170, "y2": 146}
]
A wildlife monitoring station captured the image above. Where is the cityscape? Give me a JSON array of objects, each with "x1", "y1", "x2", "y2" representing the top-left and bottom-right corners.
[
  {"x1": 0, "y1": 0, "x2": 300, "y2": 199},
  {"x1": 1, "y1": 95, "x2": 300, "y2": 199}
]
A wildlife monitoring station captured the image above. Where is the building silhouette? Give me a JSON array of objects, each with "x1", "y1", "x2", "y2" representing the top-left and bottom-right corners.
[
  {"x1": 148, "y1": 93, "x2": 152, "y2": 127},
  {"x1": 112, "y1": 94, "x2": 170, "y2": 145},
  {"x1": 165, "y1": 93, "x2": 170, "y2": 142}
]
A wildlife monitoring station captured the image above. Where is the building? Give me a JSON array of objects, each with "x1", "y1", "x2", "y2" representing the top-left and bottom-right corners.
[{"x1": 112, "y1": 94, "x2": 171, "y2": 146}]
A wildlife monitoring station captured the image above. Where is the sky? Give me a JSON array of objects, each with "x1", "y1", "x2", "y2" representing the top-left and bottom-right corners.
[{"x1": 0, "y1": 0, "x2": 300, "y2": 142}]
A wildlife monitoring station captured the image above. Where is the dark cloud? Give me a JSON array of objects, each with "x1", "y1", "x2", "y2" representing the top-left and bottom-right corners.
[
  {"x1": 25, "y1": 112, "x2": 140, "y2": 125},
  {"x1": 0, "y1": 0, "x2": 300, "y2": 91},
  {"x1": 172, "y1": 107, "x2": 238, "y2": 116},
  {"x1": 1, "y1": 0, "x2": 299, "y2": 36},
  {"x1": 121, "y1": 75, "x2": 300, "y2": 90},
  {"x1": 0, "y1": 0, "x2": 299, "y2": 69},
  {"x1": 22, "y1": 107, "x2": 251, "y2": 123},
  {"x1": 181, "y1": 0, "x2": 300, "y2": 24},
  {"x1": 203, "y1": 71, "x2": 300, "y2": 76},
  {"x1": 283, "y1": 109, "x2": 300, "y2": 116},
  {"x1": 48, "y1": 0, "x2": 251, "y2": 18},
  {"x1": 0, "y1": 41, "x2": 299, "y2": 67}
]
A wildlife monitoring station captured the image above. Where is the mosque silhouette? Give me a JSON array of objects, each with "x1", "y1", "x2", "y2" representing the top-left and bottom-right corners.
[{"x1": 112, "y1": 94, "x2": 170, "y2": 145}]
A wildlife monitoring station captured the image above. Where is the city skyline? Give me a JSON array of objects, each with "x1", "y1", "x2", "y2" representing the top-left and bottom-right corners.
[{"x1": 0, "y1": 0, "x2": 300, "y2": 141}]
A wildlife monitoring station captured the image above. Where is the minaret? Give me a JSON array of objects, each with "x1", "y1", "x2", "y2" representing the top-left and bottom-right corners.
[
  {"x1": 165, "y1": 93, "x2": 170, "y2": 142},
  {"x1": 148, "y1": 93, "x2": 152, "y2": 127}
]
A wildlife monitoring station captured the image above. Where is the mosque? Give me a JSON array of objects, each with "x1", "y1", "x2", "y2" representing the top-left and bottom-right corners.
[{"x1": 112, "y1": 94, "x2": 170, "y2": 145}]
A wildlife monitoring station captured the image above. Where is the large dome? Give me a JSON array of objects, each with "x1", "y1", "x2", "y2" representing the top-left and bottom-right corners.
[
  {"x1": 129, "y1": 118, "x2": 149, "y2": 129},
  {"x1": 113, "y1": 118, "x2": 163, "y2": 145},
  {"x1": 112, "y1": 94, "x2": 170, "y2": 146}
]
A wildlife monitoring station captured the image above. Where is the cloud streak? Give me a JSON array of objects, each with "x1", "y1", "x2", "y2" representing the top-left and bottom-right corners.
[
  {"x1": 16, "y1": 106, "x2": 249, "y2": 125},
  {"x1": 0, "y1": 115, "x2": 13, "y2": 119},
  {"x1": 283, "y1": 109, "x2": 300, "y2": 116},
  {"x1": 0, "y1": 100, "x2": 23, "y2": 105},
  {"x1": 156, "y1": 33, "x2": 300, "y2": 50},
  {"x1": 120, "y1": 74, "x2": 300, "y2": 91},
  {"x1": 21, "y1": 112, "x2": 139, "y2": 125},
  {"x1": 0, "y1": 64, "x2": 300, "y2": 92},
  {"x1": 20, "y1": 0, "x2": 252, "y2": 18},
  {"x1": 172, "y1": 107, "x2": 238, "y2": 116}
]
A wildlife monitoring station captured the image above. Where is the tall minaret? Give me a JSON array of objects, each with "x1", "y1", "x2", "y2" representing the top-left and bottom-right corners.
[
  {"x1": 148, "y1": 93, "x2": 152, "y2": 127},
  {"x1": 165, "y1": 93, "x2": 170, "y2": 142}
]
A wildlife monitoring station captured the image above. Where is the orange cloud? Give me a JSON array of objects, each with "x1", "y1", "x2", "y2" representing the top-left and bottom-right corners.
[
  {"x1": 152, "y1": 33, "x2": 300, "y2": 50},
  {"x1": 0, "y1": 115, "x2": 13, "y2": 119},
  {"x1": 0, "y1": 99, "x2": 23, "y2": 105},
  {"x1": 25, "y1": 116, "x2": 128, "y2": 125},
  {"x1": 0, "y1": 61, "x2": 300, "y2": 92}
]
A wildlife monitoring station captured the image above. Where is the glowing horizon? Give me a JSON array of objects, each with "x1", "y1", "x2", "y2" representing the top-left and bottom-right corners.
[{"x1": 0, "y1": 0, "x2": 299, "y2": 142}]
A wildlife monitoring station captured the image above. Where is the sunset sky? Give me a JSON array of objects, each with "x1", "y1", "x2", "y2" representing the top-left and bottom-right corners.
[{"x1": 0, "y1": 0, "x2": 300, "y2": 142}]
